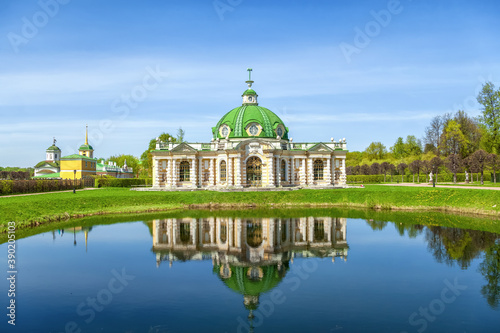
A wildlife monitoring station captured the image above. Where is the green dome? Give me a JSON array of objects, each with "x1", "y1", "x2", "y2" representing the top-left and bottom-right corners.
[
  {"x1": 79, "y1": 144, "x2": 93, "y2": 151},
  {"x1": 46, "y1": 145, "x2": 60, "y2": 151},
  {"x1": 213, "y1": 105, "x2": 289, "y2": 140},
  {"x1": 242, "y1": 89, "x2": 257, "y2": 96}
]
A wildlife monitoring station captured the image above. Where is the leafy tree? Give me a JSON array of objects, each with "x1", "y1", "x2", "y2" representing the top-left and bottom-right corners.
[
  {"x1": 140, "y1": 132, "x2": 177, "y2": 177},
  {"x1": 421, "y1": 160, "x2": 431, "y2": 183},
  {"x1": 391, "y1": 137, "x2": 406, "y2": 159},
  {"x1": 408, "y1": 160, "x2": 422, "y2": 183},
  {"x1": 353, "y1": 165, "x2": 360, "y2": 175},
  {"x1": 470, "y1": 150, "x2": 489, "y2": 185},
  {"x1": 406, "y1": 135, "x2": 423, "y2": 156},
  {"x1": 488, "y1": 153, "x2": 500, "y2": 183},
  {"x1": 380, "y1": 162, "x2": 390, "y2": 182},
  {"x1": 397, "y1": 163, "x2": 407, "y2": 182},
  {"x1": 440, "y1": 120, "x2": 467, "y2": 156},
  {"x1": 360, "y1": 164, "x2": 370, "y2": 175},
  {"x1": 106, "y1": 154, "x2": 140, "y2": 176},
  {"x1": 454, "y1": 110, "x2": 482, "y2": 157},
  {"x1": 477, "y1": 82, "x2": 500, "y2": 153},
  {"x1": 177, "y1": 127, "x2": 185, "y2": 143},
  {"x1": 445, "y1": 154, "x2": 463, "y2": 184},
  {"x1": 364, "y1": 142, "x2": 387, "y2": 160},
  {"x1": 370, "y1": 162, "x2": 381, "y2": 175}
]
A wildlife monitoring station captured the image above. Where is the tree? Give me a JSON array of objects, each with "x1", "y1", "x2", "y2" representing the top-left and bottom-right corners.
[
  {"x1": 370, "y1": 162, "x2": 381, "y2": 175},
  {"x1": 440, "y1": 120, "x2": 467, "y2": 156},
  {"x1": 388, "y1": 164, "x2": 395, "y2": 182},
  {"x1": 391, "y1": 137, "x2": 406, "y2": 159},
  {"x1": 488, "y1": 153, "x2": 500, "y2": 183},
  {"x1": 364, "y1": 142, "x2": 387, "y2": 160},
  {"x1": 424, "y1": 115, "x2": 445, "y2": 155},
  {"x1": 431, "y1": 157, "x2": 444, "y2": 183},
  {"x1": 421, "y1": 160, "x2": 431, "y2": 183},
  {"x1": 397, "y1": 163, "x2": 407, "y2": 183},
  {"x1": 140, "y1": 132, "x2": 177, "y2": 177},
  {"x1": 106, "y1": 154, "x2": 140, "y2": 176},
  {"x1": 479, "y1": 242, "x2": 500, "y2": 309},
  {"x1": 380, "y1": 162, "x2": 390, "y2": 182},
  {"x1": 445, "y1": 154, "x2": 463, "y2": 184},
  {"x1": 408, "y1": 160, "x2": 422, "y2": 183},
  {"x1": 360, "y1": 164, "x2": 370, "y2": 175},
  {"x1": 477, "y1": 82, "x2": 500, "y2": 153},
  {"x1": 454, "y1": 110, "x2": 482, "y2": 157},
  {"x1": 470, "y1": 150, "x2": 489, "y2": 185},
  {"x1": 405, "y1": 135, "x2": 423, "y2": 156},
  {"x1": 177, "y1": 127, "x2": 185, "y2": 143}
]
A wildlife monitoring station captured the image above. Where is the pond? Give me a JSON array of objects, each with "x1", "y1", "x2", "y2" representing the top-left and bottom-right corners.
[{"x1": 1, "y1": 209, "x2": 499, "y2": 333}]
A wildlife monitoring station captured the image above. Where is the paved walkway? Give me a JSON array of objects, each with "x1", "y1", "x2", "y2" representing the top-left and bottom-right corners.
[
  {"x1": 0, "y1": 187, "x2": 100, "y2": 198},
  {"x1": 379, "y1": 183, "x2": 500, "y2": 190}
]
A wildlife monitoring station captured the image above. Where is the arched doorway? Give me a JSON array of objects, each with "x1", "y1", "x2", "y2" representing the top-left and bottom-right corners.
[{"x1": 246, "y1": 156, "x2": 262, "y2": 187}]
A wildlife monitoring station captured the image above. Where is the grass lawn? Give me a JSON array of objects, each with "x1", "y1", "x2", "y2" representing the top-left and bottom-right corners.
[{"x1": 1, "y1": 185, "x2": 499, "y2": 233}]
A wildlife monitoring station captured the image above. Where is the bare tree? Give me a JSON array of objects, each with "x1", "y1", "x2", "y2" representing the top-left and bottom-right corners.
[
  {"x1": 424, "y1": 116, "x2": 445, "y2": 154},
  {"x1": 471, "y1": 150, "x2": 489, "y2": 185},
  {"x1": 431, "y1": 157, "x2": 444, "y2": 183},
  {"x1": 397, "y1": 163, "x2": 408, "y2": 183},
  {"x1": 446, "y1": 154, "x2": 463, "y2": 184},
  {"x1": 487, "y1": 153, "x2": 499, "y2": 183},
  {"x1": 421, "y1": 160, "x2": 432, "y2": 183}
]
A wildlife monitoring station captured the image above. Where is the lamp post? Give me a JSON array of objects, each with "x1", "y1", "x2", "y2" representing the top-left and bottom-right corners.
[{"x1": 73, "y1": 170, "x2": 76, "y2": 194}]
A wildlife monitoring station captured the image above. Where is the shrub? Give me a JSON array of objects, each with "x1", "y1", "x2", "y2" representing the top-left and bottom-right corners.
[{"x1": 95, "y1": 178, "x2": 152, "y2": 188}]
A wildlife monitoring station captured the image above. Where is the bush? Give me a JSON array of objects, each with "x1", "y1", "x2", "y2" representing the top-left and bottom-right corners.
[
  {"x1": 0, "y1": 179, "x2": 93, "y2": 195},
  {"x1": 95, "y1": 178, "x2": 152, "y2": 188}
]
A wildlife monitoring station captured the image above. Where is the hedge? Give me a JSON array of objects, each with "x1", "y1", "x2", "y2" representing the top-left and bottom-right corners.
[
  {"x1": 0, "y1": 178, "x2": 93, "y2": 195},
  {"x1": 95, "y1": 178, "x2": 152, "y2": 188},
  {"x1": 347, "y1": 172, "x2": 493, "y2": 184}
]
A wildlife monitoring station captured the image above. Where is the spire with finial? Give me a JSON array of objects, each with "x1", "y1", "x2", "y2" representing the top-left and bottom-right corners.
[
  {"x1": 246, "y1": 68, "x2": 254, "y2": 88},
  {"x1": 85, "y1": 124, "x2": 88, "y2": 145},
  {"x1": 53, "y1": 137, "x2": 57, "y2": 146}
]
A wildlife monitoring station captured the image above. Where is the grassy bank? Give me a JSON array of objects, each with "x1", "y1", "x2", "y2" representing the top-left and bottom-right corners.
[{"x1": 1, "y1": 186, "x2": 499, "y2": 233}]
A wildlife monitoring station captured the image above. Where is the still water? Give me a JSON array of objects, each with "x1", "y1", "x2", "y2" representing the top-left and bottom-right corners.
[{"x1": 1, "y1": 210, "x2": 499, "y2": 333}]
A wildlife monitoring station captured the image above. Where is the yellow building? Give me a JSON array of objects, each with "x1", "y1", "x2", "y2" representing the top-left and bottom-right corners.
[{"x1": 60, "y1": 125, "x2": 97, "y2": 179}]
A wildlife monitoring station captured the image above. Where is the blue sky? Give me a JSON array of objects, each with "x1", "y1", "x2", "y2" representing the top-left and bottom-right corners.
[{"x1": 1, "y1": 0, "x2": 500, "y2": 167}]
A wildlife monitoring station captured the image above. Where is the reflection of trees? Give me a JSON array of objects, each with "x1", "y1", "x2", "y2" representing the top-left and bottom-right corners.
[
  {"x1": 365, "y1": 220, "x2": 388, "y2": 230},
  {"x1": 479, "y1": 241, "x2": 500, "y2": 309},
  {"x1": 425, "y1": 227, "x2": 498, "y2": 269},
  {"x1": 365, "y1": 220, "x2": 424, "y2": 238}
]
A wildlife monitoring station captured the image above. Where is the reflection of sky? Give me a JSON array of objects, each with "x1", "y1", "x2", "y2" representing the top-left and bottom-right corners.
[{"x1": 0, "y1": 219, "x2": 498, "y2": 333}]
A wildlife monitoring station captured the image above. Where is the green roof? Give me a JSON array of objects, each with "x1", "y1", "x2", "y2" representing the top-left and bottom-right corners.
[
  {"x1": 212, "y1": 105, "x2": 288, "y2": 139},
  {"x1": 61, "y1": 154, "x2": 96, "y2": 161},
  {"x1": 79, "y1": 144, "x2": 94, "y2": 150},
  {"x1": 33, "y1": 172, "x2": 60, "y2": 179},
  {"x1": 35, "y1": 161, "x2": 60, "y2": 168},
  {"x1": 46, "y1": 145, "x2": 61, "y2": 151},
  {"x1": 242, "y1": 89, "x2": 257, "y2": 96}
]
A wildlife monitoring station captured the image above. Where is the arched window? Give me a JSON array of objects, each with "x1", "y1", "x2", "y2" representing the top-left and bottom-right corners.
[
  {"x1": 220, "y1": 160, "x2": 227, "y2": 182},
  {"x1": 313, "y1": 159, "x2": 324, "y2": 181},
  {"x1": 280, "y1": 160, "x2": 286, "y2": 181},
  {"x1": 179, "y1": 161, "x2": 190, "y2": 181}
]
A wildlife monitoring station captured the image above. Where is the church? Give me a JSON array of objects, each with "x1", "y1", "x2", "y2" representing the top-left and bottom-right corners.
[{"x1": 151, "y1": 70, "x2": 347, "y2": 189}]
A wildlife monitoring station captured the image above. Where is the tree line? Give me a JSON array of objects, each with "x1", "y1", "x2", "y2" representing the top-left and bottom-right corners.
[{"x1": 347, "y1": 82, "x2": 500, "y2": 184}]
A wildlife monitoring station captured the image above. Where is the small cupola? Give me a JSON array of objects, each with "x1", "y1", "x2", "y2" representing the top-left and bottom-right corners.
[{"x1": 242, "y1": 68, "x2": 258, "y2": 105}]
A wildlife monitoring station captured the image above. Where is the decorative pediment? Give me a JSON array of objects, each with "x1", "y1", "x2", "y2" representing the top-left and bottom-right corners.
[
  {"x1": 171, "y1": 142, "x2": 198, "y2": 153},
  {"x1": 307, "y1": 143, "x2": 333, "y2": 152}
]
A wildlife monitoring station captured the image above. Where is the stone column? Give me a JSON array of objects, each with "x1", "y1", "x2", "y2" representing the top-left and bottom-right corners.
[
  {"x1": 171, "y1": 158, "x2": 177, "y2": 187},
  {"x1": 326, "y1": 158, "x2": 331, "y2": 185},
  {"x1": 299, "y1": 158, "x2": 307, "y2": 186},
  {"x1": 340, "y1": 157, "x2": 347, "y2": 185},
  {"x1": 267, "y1": 154, "x2": 275, "y2": 187},
  {"x1": 191, "y1": 157, "x2": 197, "y2": 188},
  {"x1": 166, "y1": 159, "x2": 172, "y2": 188},
  {"x1": 215, "y1": 158, "x2": 220, "y2": 186},
  {"x1": 276, "y1": 157, "x2": 281, "y2": 187},
  {"x1": 198, "y1": 157, "x2": 203, "y2": 188},
  {"x1": 209, "y1": 218, "x2": 215, "y2": 244},
  {"x1": 227, "y1": 157, "x2": 233, "y2": 186},
  {"x1": 209, "y1": 158, "x2": 215, "y2": 186},
  {"x1": 235, "y1": 156, "x2": 242, "y2": 187},
  {"x1": 307, "y1": 158, "x2": 314, "y2": 185}
]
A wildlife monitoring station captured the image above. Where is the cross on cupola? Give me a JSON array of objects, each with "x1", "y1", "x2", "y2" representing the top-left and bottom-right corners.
[{"x1": 242, "y1": 68, "x2": 258, "y2": 105}]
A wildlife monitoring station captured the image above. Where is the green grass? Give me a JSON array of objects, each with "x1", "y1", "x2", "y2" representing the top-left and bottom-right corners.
[{"x1": 1, "y1": 186, "x2": 499, "y2": 233}]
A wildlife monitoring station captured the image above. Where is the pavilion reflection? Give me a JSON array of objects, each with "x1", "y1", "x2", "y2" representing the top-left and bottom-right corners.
[{"x1": 152, "y1": 216, "x2": 348, "y2": 326}]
